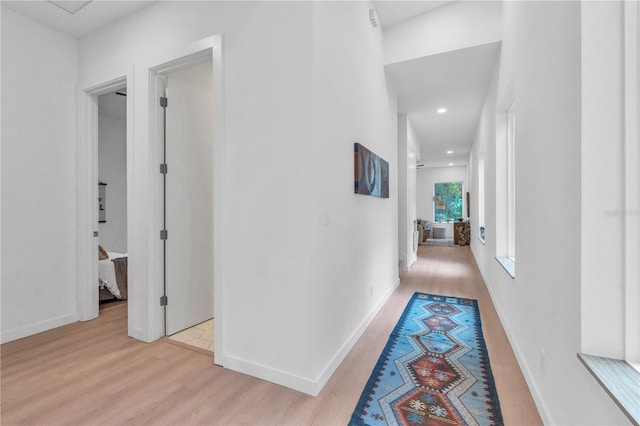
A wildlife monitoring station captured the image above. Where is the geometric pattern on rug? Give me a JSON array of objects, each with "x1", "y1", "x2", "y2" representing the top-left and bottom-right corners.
[{"x1": 349, "y1": 293, "x2": 503, "y2": 426}]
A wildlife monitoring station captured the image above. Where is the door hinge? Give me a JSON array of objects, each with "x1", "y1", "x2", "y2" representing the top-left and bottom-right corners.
[
  {"x1": 160, "y1": 229, "x2": 168, "y2": 240},
  {"x1": 160, "y1": 163, "x2": 168, "y2": 174},
  {"x1": 160, "y1": 96, "x2": 168, "y2": 108},
  {"x1": 160, "y1": 295, "x2": 168, "y2": 306}
]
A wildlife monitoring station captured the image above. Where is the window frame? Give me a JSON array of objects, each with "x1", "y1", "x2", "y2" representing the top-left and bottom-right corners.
[
  {"x1": 507, "y1": 103, "x2": 516, "y2": 261},
  {"x1": 623, "y1": 0, "x2": 640, "y2": 368},
  {"x1": 578, "y1": 4, "x2": 640, "y2": 423},
  {"x1": 495, "y1": 103, "x2": 516, "y2": 278},
  {"x1": 478, "y1": 154, "x2": 486, "y2": 244},
  {"x1": 433, "y1": 181, "x2": 464, "y2": 223}
]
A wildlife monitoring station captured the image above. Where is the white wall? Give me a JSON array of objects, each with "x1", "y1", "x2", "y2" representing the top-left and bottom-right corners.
[
  {"x1": 1, "y1": 7, "x2": 79, "y2": 342},
  {"x1": 416, "y1": 166, "x2": 467, "y2": 238},
  {"x1": 309, "y1": 0, "x2": 399, "y2": 392},
  {"x1": 407, "y1": 118, "x2": 419, "y2": 258},
  {"x1": 74, "y1": 0, "x2": 397, "y2": 395},
  {"x1": 580, "y1": 0, "x2": 625, "y2": 360},
  {"x1": 382, "y1": 1, "x2": 502, "y2": 65},
  {"x1": 79, "y1": 0, "x2": 316, "y2": 387},
  {"x1": 1, "y1": 5, "x2": 3, "y2": 338},
  {"x1": 469, "y1": 53, "x2": 499, "y2": 272},
  {"x1": 98, "y1": 94, "x2": 127, "y2": 253},
  {"x1": 468, "y1": 1, "x2": 630, "y2": 424},
  {"x1": 398, "y1": 115, "x2": 409, "y2": 267},
  {"x1": 397, "y1": 114, "x2": 419, "y2": 270}
]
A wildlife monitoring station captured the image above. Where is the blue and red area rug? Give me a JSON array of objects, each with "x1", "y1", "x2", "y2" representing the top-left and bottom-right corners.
[{"x1": 349, "y1": 293, "x2": 503, "y2": 426}]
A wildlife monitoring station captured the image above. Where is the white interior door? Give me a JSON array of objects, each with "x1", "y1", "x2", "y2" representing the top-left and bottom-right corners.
[{"x1": 165, "y1": 59, "x2": 214, "y2": 335}]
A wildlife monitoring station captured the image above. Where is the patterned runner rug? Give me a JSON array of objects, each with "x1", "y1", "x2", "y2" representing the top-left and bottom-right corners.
[{"x1": 349, "y1": 293, "x2": 503, "y2": 425}]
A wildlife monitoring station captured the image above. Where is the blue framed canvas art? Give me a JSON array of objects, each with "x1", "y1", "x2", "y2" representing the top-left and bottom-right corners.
[{"x1": 354, "y1": 143, "x2": 389, "y2": 199}]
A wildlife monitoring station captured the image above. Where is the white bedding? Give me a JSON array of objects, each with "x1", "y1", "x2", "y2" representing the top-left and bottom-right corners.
[{"x1": 99, "y1": 252, "x2": 127, "y2": 299}]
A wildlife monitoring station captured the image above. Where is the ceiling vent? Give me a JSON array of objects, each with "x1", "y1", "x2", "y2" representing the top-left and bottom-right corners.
[{"x1": 48, "y1": 1, "x2": 93, "y2": 15}]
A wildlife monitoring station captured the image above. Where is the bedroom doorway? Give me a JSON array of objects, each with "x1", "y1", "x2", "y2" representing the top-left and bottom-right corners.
[
  {"x1": 97, "y1": 88, "x2": 129, "y2": 312},
  {"x1": 77, "y1": 37, "x2": 223, "y2": 347},
  {"x1": 77, "y1": 75, "x2": 132, "y2": 326},
  {"x1": 158, "y1": 57, "x2": 215, "y2": 346}
]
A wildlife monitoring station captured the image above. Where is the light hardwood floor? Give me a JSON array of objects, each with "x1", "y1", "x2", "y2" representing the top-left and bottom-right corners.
[{"x1": 1, "y1": 246, "x2": 542, "y2": 425}]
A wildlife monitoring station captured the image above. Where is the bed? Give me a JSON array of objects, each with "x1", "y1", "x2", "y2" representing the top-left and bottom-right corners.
[{"x1": 99, "y1": 250, "x2": 128, "y2": 301}]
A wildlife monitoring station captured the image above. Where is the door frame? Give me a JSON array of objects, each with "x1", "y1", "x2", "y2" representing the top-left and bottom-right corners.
[
  {"x1": 149, "y1": 36, "x2": 225, "y2": 362},
  {"x1": 77, "y1": 35, "x2": 225, "y2": 363},
  {"x1": 154, "y1": 56, "x2": 214, "y2": 337},
  {"x1": 76, "y1": 76, "x2": 129, "y2": 323}
]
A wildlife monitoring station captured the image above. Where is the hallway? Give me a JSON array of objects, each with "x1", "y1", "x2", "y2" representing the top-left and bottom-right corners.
[
  {"x1": 395, "y1": 246, "x2": 542, "y2": 424},
  {"x1": 1, "y1": 246, "x2": 541, "y2": 425}
]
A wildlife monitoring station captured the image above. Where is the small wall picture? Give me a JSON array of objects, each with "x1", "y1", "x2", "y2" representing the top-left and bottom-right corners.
[
  {"x1": 98, "y1": 182, "x2": 106, "y2": 223},
  {"x1": 354, "y1": 142, "x2": 389, "y2": 198}
]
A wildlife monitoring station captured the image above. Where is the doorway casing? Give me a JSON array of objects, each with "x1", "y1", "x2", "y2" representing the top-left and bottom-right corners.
[
  {"x1": 76, "y1": 76, "x2": 129, "y2": 324},
  {"x1": 153, "y1": 52, "x2": 214, "y2": 339},
  {"x1": 77, "y1": 35, "x2": 225, "y2": 364}
]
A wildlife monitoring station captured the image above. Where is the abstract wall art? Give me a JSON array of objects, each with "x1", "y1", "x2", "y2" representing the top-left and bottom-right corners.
[{"x1": 354, "y1": 143, "x2": 389, "y2": 199}]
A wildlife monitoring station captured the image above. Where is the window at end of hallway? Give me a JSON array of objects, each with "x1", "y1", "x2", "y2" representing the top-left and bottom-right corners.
[{"x1": 434, "y1": 182, "x2": 463, "y2": 223}]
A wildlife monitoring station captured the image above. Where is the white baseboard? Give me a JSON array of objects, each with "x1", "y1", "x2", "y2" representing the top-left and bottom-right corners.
[
  {"x1": 481, "y1": 268, "x2": 554, "y2": 425},
  {"x1": 222, "y1": 352, "x2": 319, "y2": 395},
  {"x1": 312, "y1": 276, "x2": 401, "y2": 394},
  {"x1": 399, "y1": 251, "x2": 407, "y2": 270},
  {"x1": 406, "y1": 255, "x2": 417, "y2": 271},
  {"x1": 399, "y1": 252, "x2": 417, "y2": 272},
  {"x1": 0, "y1": 312, "x2": 78, "y2": 344},
  {"x1": 223, "y1": 277, "x2": 401, "y2": 396}
]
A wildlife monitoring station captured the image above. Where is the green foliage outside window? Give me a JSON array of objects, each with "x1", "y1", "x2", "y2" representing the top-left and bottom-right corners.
[{"x1": 434, "y1": 182, "x2": 463, "y2": 222}]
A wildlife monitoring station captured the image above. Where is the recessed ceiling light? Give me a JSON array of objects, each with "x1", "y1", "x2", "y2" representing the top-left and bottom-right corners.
[
  {"x1": 437, "y1": 108, "x2": 447, "y2": 114},
  {"x1": 49, "y1": 1, "x2": 93, "y2": 15},
  {"x1": 448, "y1": 163, "x2": 454, "y2": 166},
  {"x1": 446, "y1": 150, "x2": 453, "y2": 154}
]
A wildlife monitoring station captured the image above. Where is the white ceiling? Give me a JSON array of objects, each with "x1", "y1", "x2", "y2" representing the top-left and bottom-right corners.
[
  {"x1": 385, "y1": 42, "x2": 500, "y2": 168},
  {"x1": 4, "y1": 0, "x2": 497, "y2": 169},
  {"x1": 373, "y1": 1, "x2": 499, "y2": 169},
  {"x1": 1, "y1": 0, "x2": 154, "y2": 38},
  {"x1": 4, "y1": 0, "x2": 453, "y2": 37},
  {"x1": 372, "y1": 0, "x2": 454, "y2": 28}
]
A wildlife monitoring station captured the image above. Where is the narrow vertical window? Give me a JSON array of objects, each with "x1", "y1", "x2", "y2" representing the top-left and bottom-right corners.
[
  {"x1": 495, "y1": 103, "x2": 516, "y2": 278},
  {"x1": 507, "y1": 104, "x2": 516, "y2": 261},
  {"x1": 478, "y1": 154, "x2": 485, "y2": 243}
]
